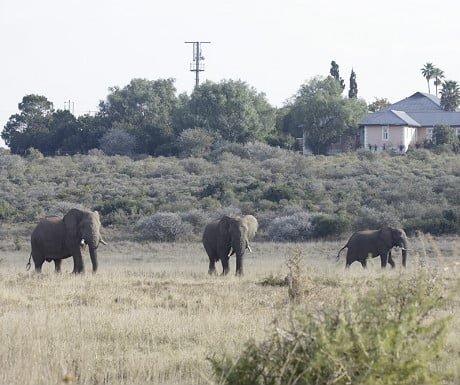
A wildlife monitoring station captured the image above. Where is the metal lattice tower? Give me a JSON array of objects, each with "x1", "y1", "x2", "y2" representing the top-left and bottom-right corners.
[{"x1": 185, "y1": 41, "x2": 211, "y2": 88}]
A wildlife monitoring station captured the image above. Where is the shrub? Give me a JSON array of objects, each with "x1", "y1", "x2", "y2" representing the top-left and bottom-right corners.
[
  {"x1": 352, "y1": 206, "x2": 401, "y2": 231},
  {"x1": 267, "y1": 212, "x2": 313, "y2": 241},
  {"x1": 311, "y1": 214, "x2": 351, "y2": 238},
  {"x1": 210, "y1": 269, "x2": 451, "y2": 385},
  {"x1": 177, "y1": 128, "x2": 214, "y2": 157},
  {"x1": 135, "y1": 212, "x2": 193, "y2": 241},
  {"x1": 99, "y1": 128, "x2": 138, "y2": 156}
]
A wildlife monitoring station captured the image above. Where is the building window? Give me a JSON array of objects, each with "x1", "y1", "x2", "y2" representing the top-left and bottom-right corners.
[
  {"x1": 382, "y1": 126, "x2": 389, "y2": 140},
  {"x1": 426, "y1": 128, "x2": 433, "y2": 141}
]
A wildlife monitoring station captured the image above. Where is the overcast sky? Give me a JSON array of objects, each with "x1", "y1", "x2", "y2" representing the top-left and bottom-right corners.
[{"x1": 1, "y1": 0, "x2": 459, "y2": 148}]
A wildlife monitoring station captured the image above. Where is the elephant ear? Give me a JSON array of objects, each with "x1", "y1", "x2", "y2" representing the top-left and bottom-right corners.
[
  {"x1": 378, "y1": 227, "x2": 393, "y2": 248},
  {"x1": 63, "y1": 208, "x2": 84, "y2": 241},
  {"x1": 218, "y1": 216, "x2": 233, "y2": 234}
]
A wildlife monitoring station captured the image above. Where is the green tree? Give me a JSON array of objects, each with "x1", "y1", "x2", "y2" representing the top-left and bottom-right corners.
[
  {"x1": 432, "y1": 67, "x2": 444, "y2": 97},
  {"x1": 421, "y1": 62, "x2": 435, "y2": 93},
  {"x1": 286, "y1": 76, "x2": 367, "y2": 154},
  {"x1": 1, "y1": 94, "x2": 54, "y2": 154},
  {"x1": 98, "y1": 78, "x2": 179, "y2": 155},
  {"x1": 440, "y1": 80, "x2": 460, "y2": 111},
  {"x1": 189, "y1": 79, "x2": 275, "y2": 143},
  {"x1": 432, "y1": 124, "x2": 459, "y2": 145},
  {"x1": 47, "y1": 110, "x2": 83, "y2": 155},
  {"x1": 329, "y1": 60, "x2": 345, "y2": 91},
  {"x1": 348, "y1": 68, "x2": 358, "y2": 98},
  {"x1": 368, "y1": 97, "x2": 391, "y2": 112}
]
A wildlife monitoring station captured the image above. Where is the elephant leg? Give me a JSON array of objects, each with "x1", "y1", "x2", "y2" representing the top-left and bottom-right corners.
[
  {"x1": 221, "y1": 256, "x2": 230, "y2": 276},
  {"x1": 32, "y1": 254, "x2": 44, "y2": 273},
  {"x1": 380, "y1": 252, "x2": 389, "y2": 268},
  {"x1": 208, "y1": 258, "x2": 217, "y2": 275},
  {"x1": 54, "y1": 259, "x2": 62, "y2": 273},
  {"x1": 72, "y1": 252, "x2": 84, "y2": 273},
  {"x1": 235, "y1": 256, "x2": 243, "y2": 276},
  {"x1": 360, "y1": 259, "x2": 367, "y2": 268},
  {"x1": 388, "y1": 251, "x2": 395, "y2": 268}
]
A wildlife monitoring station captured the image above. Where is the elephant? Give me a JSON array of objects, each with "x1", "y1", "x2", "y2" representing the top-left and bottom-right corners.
[
  {"x1": 336, "y1": 227, "x2": 408, "y2": 269},
  {"x1": 27, "y1": 208, "x2": 107, "y2": 273},
  {"x1": 202, "y1": 214, "x2": 258, "y2": 276}
]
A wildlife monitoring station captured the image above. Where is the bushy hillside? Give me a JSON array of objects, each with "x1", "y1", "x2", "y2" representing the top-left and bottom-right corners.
[{"x1": 1, "y1": 143, "x2": 459, "y2": 242}]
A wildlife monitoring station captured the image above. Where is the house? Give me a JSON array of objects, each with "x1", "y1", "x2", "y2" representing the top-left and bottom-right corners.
[{"x1": 359, "y1": 92, "x2": 460, "y2": 152}]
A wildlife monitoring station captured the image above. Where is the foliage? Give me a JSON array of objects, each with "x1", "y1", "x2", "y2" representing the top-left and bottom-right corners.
[
  {"x1": 285, "y1": 76, "x2": 367, "y2": 154},
  {"x1": 1, "y1": 150, "x2": 460, "y2": 240},
  {"x1": 432, "y1": 124, "x2": 459, "y2": 146},
  {"x1": 189, "y1": 79, "x2": 276, "y2": 143},
  {"x1": 420, "y1": 62, "x2": 435, "y2": 94},
  {"x1": 311, "y1": 214, "x2": 351, "y2": 238},
  {"x1": 348, "y1": 69, "x2": 358, "y2": 98},
  {"x1": 210, "y1": 269, "x2": 451, "y2": 385},
  {"x1": 267, "y1": 212, "x2": 313, "y2": 241},
  {"x1": 440, "y1": 80, "x2": 460, "y2": 111},
  {"x1": 368, "y1": 97, "x2": 391, "y2": 112},
  {"x1": 99, "y1": 127, "x2": 138, "y2": 156},
  {"x1": 135, "y1": 212, "x2": 193, "y2": 241},
  {"x1": 177, "y1": 127, "x2": 214, "y2": 157},
  {"x1": 98, "y1": 78, "x2": 179, "y2": 155},
  {"x1": 329, "y1": 60, "x2": 345, "y2": 91}
]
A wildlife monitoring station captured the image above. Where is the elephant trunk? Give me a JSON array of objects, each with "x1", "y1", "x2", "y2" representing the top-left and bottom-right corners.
[
  {"x1": 401, "y1": 237, "x2": 408, "y2": 267},
  {"x1": 83, "y1": 229, "x2": 101, "y2": 273},
  {"x1": 89, "y1": 246, "x2": 98, "y2": 272},
  {"x1": 233, "y1": 237, "x2": 246, "y2": 276}
]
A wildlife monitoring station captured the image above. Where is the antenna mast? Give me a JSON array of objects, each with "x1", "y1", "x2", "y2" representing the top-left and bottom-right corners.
[{"x1": 185, "y1": 41, "x2": 211, "y2": 88}]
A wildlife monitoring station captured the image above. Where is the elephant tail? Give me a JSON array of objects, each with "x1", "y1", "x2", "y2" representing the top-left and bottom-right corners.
[
  {"x1": 26, "y1": 254, "x2": 32, "y2": 271},
  {"x1": 336, "y1": 245, "x2": 347, "y2": 261}
]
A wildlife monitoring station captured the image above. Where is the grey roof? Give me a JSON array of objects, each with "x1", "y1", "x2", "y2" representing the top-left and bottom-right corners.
[
  {"x1": 360, "y1": 110, "x2": 421, "y2": 126},
  {"x1": 360, "y1": 91, "x2": 460, "y2": 127},
  {"x1": 380, "y1": 92, "x2": 442, "y2": 112}
]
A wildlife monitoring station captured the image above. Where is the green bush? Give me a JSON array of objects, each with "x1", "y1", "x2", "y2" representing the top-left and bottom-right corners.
[
  {"x1": 210, "y1": 270, "x2": 451, "y2": 385},
  {"x1": 311, "y1": 214, "x2": 350, "y2": 238}
]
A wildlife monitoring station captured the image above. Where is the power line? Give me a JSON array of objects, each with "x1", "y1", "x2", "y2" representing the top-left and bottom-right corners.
[{"x1": 185, "y1": 41, "x2": 211, "y2": 88}]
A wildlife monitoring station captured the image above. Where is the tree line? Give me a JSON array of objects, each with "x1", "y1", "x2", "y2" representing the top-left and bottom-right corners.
[
  {"x1": 2, "y1": 61, "x2": 459, "y2": 157},
  {"x1": 1, "y1": 62, "x2": 367, "y2": 156}
]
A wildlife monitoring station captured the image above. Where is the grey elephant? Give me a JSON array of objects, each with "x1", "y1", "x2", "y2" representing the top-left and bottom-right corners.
[
  {"x1": 336, "y1": 227, "x2": 408, "y2": 268},
  {"x1": 27, "y1": 208, "x2": 107, "y2": 273},
  {"x1": 202, "y1": 214, "x2": 258, "y2": 275}
]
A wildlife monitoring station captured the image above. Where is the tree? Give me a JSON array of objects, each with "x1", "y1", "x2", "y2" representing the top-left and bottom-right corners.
[
  {"x1": 330, "y1": 61, "x2": 345, "y2": 92},
  {"x1": 1, "y1": 94, "x2": 54, "y2": 154},
  {"x1": 99, "y1": 127, "x2": 138, "y2": 155},
  {"x1": 188, "y1": 79, "x2": 276, "y2": 144},
  {"x1": 432, "y1": 67, "x2": 445, "y2": 97},
  {"x1": 348, "y1": 69, "x2": 358, "y2": 98},
  {"x1": 432, "y1": 124, "x2": 459, "y2": 145},
  {"x1": 440, "y1": 80, "x2": 460, "y2": 111},
  {"x1": 286, "y1": 76, "x2": 367, "y2": 154},
  {"x1": 98, "y1": 78, "x2": 179, "y2": 155},
  {"x1": 420, "y1": 62, "x2": 435, "y2": 93},
  {"x1": 368, "y1": 97, "x2": 391, "y2": 112}
]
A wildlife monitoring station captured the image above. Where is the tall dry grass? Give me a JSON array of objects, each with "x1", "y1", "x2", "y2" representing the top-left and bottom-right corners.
[{"x1": 1, "y1": 236, "x2": 460, "y2": 385}]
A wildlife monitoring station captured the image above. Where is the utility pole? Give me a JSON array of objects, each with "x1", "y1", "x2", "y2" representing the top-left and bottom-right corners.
[{"x1": 185, "y1": 41, "x2": 210, "y2": 88}]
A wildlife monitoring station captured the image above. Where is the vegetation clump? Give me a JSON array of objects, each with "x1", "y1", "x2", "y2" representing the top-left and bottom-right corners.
[{"x1": 210, "y1": 268, "x2": 451, "y2": 385}]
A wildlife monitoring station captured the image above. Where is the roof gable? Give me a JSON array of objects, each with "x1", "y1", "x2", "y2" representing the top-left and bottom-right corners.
[{"x1": 380, "y1": 92, "x2": 442, "y2": 112}]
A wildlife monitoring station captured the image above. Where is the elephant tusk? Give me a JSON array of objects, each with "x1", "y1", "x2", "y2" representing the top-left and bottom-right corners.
[
  {"x1": 247, "y1": 245, "x2": 252, "y2": 253},
  {"x1": 80, "y1": 239, "x2": 85, "y2": 246},
  {"x1": 100, "y1": 239, "x2": 107, "y2": 246}
]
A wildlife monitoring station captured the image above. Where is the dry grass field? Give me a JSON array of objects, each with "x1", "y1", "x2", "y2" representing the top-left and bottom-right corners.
[{"x1": 1, "y1": 234, "x2": 460, "y2": 385}]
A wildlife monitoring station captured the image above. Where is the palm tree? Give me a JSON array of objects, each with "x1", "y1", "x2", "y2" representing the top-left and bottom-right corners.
[
  {"x1": 440, "y1": 80, "x2": 460, "y2": 111},
  {"x1": 432, "y1": 67, "x2": 445, "y2": 97},
  {"x1": 420, "y1": 62, "x2": 435, "y2": 93}
]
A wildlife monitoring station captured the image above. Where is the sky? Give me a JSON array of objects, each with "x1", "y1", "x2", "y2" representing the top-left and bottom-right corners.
[{"x1": 1, "y1": 0, "x2": 460, "y2": 148}]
